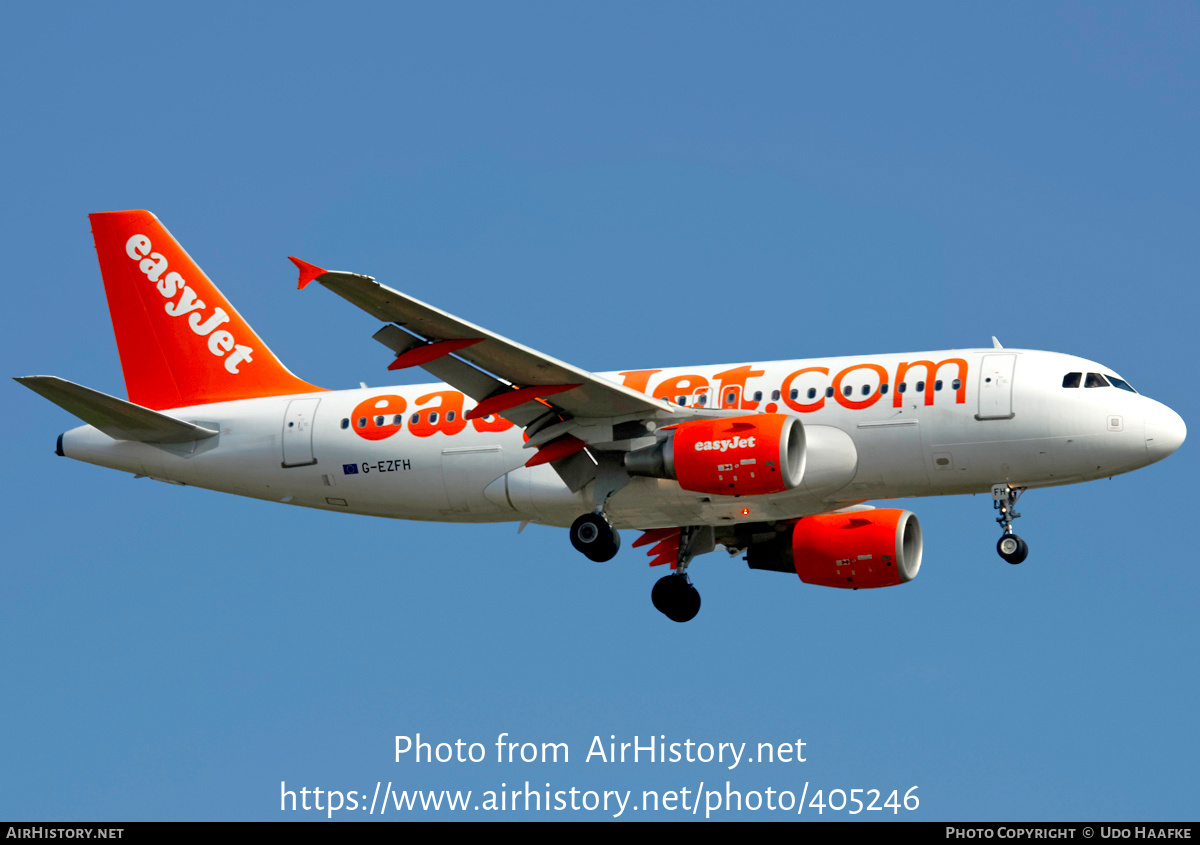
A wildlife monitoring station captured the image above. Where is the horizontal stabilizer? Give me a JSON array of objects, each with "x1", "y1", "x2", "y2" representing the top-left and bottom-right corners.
[{"x1": 15, "y1": 376, "x2": 219, "y2": 444}]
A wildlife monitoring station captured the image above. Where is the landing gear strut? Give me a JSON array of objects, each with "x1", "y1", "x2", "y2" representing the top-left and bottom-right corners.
[
  {"x1": 992, "y1": 483, "x2": 1029, "y2": 565},
  {"x1": 570, "y1": 512, "x2": 620, "y2": 562}
]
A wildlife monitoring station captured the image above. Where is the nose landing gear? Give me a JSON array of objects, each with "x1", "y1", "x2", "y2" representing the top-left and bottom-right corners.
[
  {"x1": 992, "y1": 483, "x2": 1029, "y2": 564},
  {"x1": 997, "y1": 533, "x2": 1029, "y2": 564}
]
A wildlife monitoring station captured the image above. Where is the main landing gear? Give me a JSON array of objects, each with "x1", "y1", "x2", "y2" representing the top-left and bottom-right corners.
[
  {"x1": 992, "y1": 483, "x2": 1029, "y2": 565},
  {"x1": 651, "y1": 525, "x2": 713, "y2": 624},
  {"x1": 567, "y1": 510, "x2": 710, "y2": 622},
  {"x1": 569, "y1": 467, "x2": 629, "y2": 563},
  {"x1": 651, "y1": 572, "x2": 701, "y2": 624},
  {"x1": 570, "y1": 512, "x2": 621, "y2": 562}
]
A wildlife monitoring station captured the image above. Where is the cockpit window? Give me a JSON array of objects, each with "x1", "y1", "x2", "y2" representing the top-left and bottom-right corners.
[
  {"x1": 1107, "y1": 375, "x2": 1137, "y2": 393},
  {"x1": 1085, "y1": 372, "x2": 1109, "y2": 388},
  {"x1": 1062, "y1": 372, "x2": 1081, "y2": 388}
]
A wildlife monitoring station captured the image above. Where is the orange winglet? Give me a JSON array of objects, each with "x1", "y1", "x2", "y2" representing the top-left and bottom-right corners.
[
  {"x1": 525, "y1": 434, "x2": 587, "y2": 467},
  {"x1": 288, "y1": 256, "x2": 328, "y2": 290},
  {"x1": 387, "y1": 338, "x2": 484, "y2": 370},
  {"x1": 464, "y1": 383, "x2": 581, "y2": 421}
]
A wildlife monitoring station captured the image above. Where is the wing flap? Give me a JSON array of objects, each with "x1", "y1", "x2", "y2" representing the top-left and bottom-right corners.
[
  {"x1": 371, "y1": 325, "x2": 547, "y2": 426},
  {"x1": 15, "y1": 376, "x2": 219, "y2": 444}
]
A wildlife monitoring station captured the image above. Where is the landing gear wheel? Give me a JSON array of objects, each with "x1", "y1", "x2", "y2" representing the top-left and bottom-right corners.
[
  {"x1": 651, "y1": 573, "x2": 701, "y2": 623},
  {"x1": 570, "y1": 513, "x2": 620, "y2": 562},
  {"x1": 996, "y1": 534, "x2": 1029, "y2": 565}
]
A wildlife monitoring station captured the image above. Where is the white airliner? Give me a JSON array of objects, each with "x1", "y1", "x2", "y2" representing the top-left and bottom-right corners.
[{"x1": 17, "y1": 210, "x2": 1187, "y2": 621}]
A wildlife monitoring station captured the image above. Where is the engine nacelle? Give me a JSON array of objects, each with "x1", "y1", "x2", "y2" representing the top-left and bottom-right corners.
[
  {"x1": 625, "y1": 414, "x2": 805, "y2": 496},
  {"x1": 745, "y1": 509, "x2": 922, "y2": 588},
  {"x1": 793, "y1": 509, "x2": 922, "y2": 588}
]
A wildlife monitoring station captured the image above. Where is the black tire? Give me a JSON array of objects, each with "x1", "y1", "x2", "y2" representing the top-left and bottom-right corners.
[
  {"x1": 996, "y1": 534, "x2": 1029, "y2": 565},
  {"x1": 651, "y1": 573, "x2": 701, "y2": 623},
  {"x1": 570, "y1": 513, "x2": 620, "y2": 562},
  {"x1": 651, "y1": 573, "x2": 679, "y2": 615}
]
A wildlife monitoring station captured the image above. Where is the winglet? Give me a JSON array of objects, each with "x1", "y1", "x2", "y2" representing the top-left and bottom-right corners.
[{"x1": 289, "y1": 256, "x2": 328, "y2": 290}]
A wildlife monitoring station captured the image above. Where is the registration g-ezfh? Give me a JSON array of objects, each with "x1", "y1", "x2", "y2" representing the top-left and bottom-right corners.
[{"x1": 18, "y1": 211, "x2": 1186, "y2": 622}]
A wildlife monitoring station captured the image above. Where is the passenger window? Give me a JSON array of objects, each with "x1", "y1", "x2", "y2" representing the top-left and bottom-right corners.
[
  {"x1": 374, "y1": 415, "x2": 384, "y2": 426},
  {"x1": 410, "y1": 413, "x2": 420, "y2": 424},
  {"x1": 917, "y1": 381, "x2": 925, "y2": 392},
  {"x1": 1062, "y1": 372, "x2": 1081, "y2": 388},
  {"x1": 697, "y1": 394, "x2": 708, "y2": 406},
  {"x1": 341, "y1": 418, "x2": 350, "y2": 430},
  {"x1": 881, "y1": 384, "x2": 889, "y2": 394},
  {"x1": 430, "y1": 412, "x2": 439, "y2": 423},
  {"x1": 861, "y1": 384, "x2": 870, "y2": 396},
  {"x1": 899, "y1": 383, "x2": 907, "y2": 394},
  {"x1": 1085, "y1": 373, "x2": 1109, "y2": 388},
  {"x1": 676, "y1": 396, "x2": 687, "y2": 406},
  {"x1": 726, "y1": 392, "x2": 737, "y2": 405},
  {"x1": 952, "y1": 379, "x2": 961, "y2": 390},
  {"x1": 825, "y1": 387, "x2": 834, "y2": 398},
  {"x1": 935, "y1": 380, "x2": 943, "y2": 391},
  {"x1": 446, "y1": 411, "x2": 456, "y2": 422},
  {"x1": 771, "y1": 390, "x2": 781, "y2": 401},
  {"x1": 393, "y1": 415, "x2": 402, "y2": 425},
  {"x1": 357, "y1": 417, "x2": 367, "y2": 428},
  {"x1": 843, "y1": 385, "x2": 853, "y2": 396},
  {"x1": 807, "y1": 388, "x2": 816, "y2": 400},
  {"x1": 753, "y1": 391, "x2": 762, "y2": 402},
  {"x1": 790, "y1": 389, "x2": 799, "y2": 400}
]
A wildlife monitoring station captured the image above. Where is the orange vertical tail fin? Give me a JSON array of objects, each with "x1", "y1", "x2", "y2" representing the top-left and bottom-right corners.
[{"x1": 89, "y1": 210, "x2": 322, "y2": 410}]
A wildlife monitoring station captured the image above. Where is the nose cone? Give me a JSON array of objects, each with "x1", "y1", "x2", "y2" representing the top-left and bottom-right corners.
[{"x1": 1146, "y1": 405, "x2": 1186, "y2": 464}]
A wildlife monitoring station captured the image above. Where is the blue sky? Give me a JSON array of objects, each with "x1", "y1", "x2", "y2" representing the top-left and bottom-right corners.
[{"x1": 3, "y1": 2, "x2": 1197, "y2": 821}]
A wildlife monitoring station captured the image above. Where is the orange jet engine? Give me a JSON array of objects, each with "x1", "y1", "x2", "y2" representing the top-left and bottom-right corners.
[
  {"x1": 791, "y1": 509, "x2": 923, "y2": 588},
  {"x1": 625, "y1": 414, "x2": 805, "y2": 496},
  {"x1": 744, "y1": 509, "x2": 922, "y2": 589}
]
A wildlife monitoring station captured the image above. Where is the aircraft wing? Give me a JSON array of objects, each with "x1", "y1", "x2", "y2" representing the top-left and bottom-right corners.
[{"x1": 290, "y1": 259, "x2": 672, "y2": 422}]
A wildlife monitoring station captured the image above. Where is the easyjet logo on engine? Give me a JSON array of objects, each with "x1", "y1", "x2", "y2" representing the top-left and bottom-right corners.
[
  {"x1": 125, "y1": 234, "x2": 254, "y2": 374},
  {"x1": 695, "y1": 436, "x2": 757, "y2": 452}
]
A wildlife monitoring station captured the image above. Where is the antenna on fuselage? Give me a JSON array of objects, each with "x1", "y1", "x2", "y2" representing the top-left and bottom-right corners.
[{"x1": 992, "y1": 336, "x2": 1004, "y2": 349}]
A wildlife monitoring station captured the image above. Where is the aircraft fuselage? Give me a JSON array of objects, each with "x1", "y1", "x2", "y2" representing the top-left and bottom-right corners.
[{"x1": 58, "y1": 347, "x2": 1184, "y2": 530}]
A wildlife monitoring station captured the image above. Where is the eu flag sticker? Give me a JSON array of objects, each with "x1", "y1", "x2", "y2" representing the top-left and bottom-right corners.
[{"x1": 342, "y1": 463, "x2": 359, "y2": 475}]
